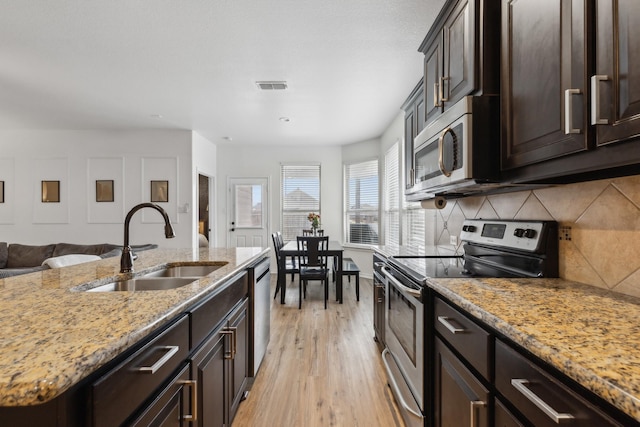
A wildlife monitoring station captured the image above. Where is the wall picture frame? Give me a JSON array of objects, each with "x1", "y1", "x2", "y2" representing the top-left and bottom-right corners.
[
  {"x1": 41, "y1": 180, "x2": 60, "y2": 203},
  {"x1": 0, "y1": 181, "x2": 4, "y2": 203},
  {"x1": 150, "y1": 180, "x2": 169, "y2": 203},
  {"x1": 96, "y1": 180, "x2": 114, "y2": 202}
]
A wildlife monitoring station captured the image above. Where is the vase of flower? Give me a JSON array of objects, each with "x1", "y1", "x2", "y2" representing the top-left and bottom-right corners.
[{"x1": 307, "y1": 212, "x2": 320, "y2": 235}]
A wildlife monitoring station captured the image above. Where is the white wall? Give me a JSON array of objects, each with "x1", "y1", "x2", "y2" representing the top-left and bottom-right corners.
[
  {"x1": 0, "y1": 129, "x2": 199, "y2": 248},
  {"x1": 215, "y1": 143, "x2": 343, "y2": 249}
]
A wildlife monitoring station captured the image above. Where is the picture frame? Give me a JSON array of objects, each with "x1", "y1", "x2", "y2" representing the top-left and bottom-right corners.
[
  {"x1": 0, "y1": 181, "x2": 4, "y2": 203},
  {"x1": 96, "y1": 180, "x2": 114, "y2": 202},
  {"x1": 41, "y1": 180, "x2": 60, "y2": 203},
  {"x1": 150, "y1": 180, "x2": 169, "y2": 203}
]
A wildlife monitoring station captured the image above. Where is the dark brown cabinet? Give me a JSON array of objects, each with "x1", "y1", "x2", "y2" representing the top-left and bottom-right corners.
[
  {"x1": 434, "y1": 337, "x2": 490, "y2": 427},
  {"x1": 502, "y1": 0, "x2": 640, "y2": 183},
  {"x1": 191, "y1": 299, "x2": 248, "y2": 427},
  {"x1": 594, "y1": 0, "x2": 640, "y2": 147},
  {"x1": 495, "y1": 339, "x2": 621, "y2": 426},
  {"x1": 501, "y1": 0, "x2": 589, "y2": 170},
  {"x1": 402, "y1": 79, "x2": 424, "y2": 191},
  {"x1": 419, "y1": 0, "x2": 499, "y2": 127}
]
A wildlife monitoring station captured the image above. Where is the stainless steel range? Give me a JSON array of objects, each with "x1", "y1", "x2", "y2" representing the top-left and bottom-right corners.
[{"x1": 381, "y1": 219, "x2": 558, "y2": 427}]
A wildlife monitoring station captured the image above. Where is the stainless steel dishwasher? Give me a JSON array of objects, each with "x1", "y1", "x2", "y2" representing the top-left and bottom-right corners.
[{"x1": 248, "y1": 256, "x2": 270, "y2": 377}]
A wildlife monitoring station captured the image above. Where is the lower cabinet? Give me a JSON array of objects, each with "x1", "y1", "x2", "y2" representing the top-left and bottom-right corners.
[
  {"x1": 129, "y1": 363, "x2": 195, "y2": 427},
  {"x1": 434, "y1": 337, "x2": 490, "y2": 427},
  {"x1": 191, "y1": 299, "x2": 249, "y2": 427}
]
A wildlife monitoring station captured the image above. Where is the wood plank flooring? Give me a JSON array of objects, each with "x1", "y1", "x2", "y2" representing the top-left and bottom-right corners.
[{"x1": 232, "y1": 274, "x2": 404, "y2": 427}]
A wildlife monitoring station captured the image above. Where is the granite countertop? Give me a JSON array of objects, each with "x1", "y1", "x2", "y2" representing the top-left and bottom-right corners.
[
  {"x1": 428, "y1": 276, "x2": 640, "y2": 422},
  {"x1": 0, "y1": 246, "x2": 269, "y2": 407}
]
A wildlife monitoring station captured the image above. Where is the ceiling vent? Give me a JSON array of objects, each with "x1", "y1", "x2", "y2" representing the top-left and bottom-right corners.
[{"x1": 256, "y1": 81, "x2": 288, "y2": 90}]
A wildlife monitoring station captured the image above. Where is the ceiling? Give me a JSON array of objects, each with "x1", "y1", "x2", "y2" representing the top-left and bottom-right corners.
[{"x1": 0, "y1": 0, "x2": 445, "y2": 146}]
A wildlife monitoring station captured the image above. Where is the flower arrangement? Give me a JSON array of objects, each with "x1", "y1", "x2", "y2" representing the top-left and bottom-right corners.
[{"x1": 307, "y1": 212, "x2": 320, "y2": 230}]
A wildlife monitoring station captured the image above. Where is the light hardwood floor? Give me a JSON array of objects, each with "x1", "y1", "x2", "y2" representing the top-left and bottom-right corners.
[{"x1": 232, "y1": 274, "x2": 404, "y2": 427}]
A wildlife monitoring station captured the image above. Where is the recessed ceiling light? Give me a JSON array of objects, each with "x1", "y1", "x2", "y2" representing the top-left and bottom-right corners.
[
  {"x1": 279, "y1": 117, "x2": 291, "y2": 122},
  {"x1": 222, "y1": 136, "x2": 233, "y2": 141},
  {"x1": 150, "y1": 114, "x2": 163, "y2": 119},
  {"x1": 256, "y1": 81, "x2": 288, "y2": 90}
]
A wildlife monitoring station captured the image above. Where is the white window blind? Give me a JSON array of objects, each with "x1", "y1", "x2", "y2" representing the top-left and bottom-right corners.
[
  {"x1": 281, "y1": 164, "x2": 320, "y2": 241},
  {"x1": 384, "y1": 143, "x2": 400, "y2": 246},
  {"x1": 401, "y1": 141, "x2": 426, "y2": 249},
  {"x1": 344, "y1": 159, "x2": 379, "y2": 244}
]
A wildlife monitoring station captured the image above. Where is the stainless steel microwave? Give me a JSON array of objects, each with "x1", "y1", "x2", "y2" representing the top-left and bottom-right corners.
[{"x1": 406, "y1": 96, "x2": 504, "y2": 201}]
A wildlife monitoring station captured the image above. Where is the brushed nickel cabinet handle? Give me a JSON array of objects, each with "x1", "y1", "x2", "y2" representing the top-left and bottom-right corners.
[
  {"x1": 136, "y1": 345, "x2": 179, "y2": 374},
  {"x1": 440, "y1": 76, "x2": 450, "y2": 102},
  {"x1": 178, "y1": 379, "x2": 198, "y2": 421},
  {"x1": 434, "y1": 82, "x2": 441, "y2": 107},
  {"x1": 591, "y1": 75, "x2": 610, "y2": 125},
  {"x1": 229, "y1": 326, "x2": 238, "y2": 359},
  {"x1": 437, "y1": 316, "x2": 465, "y2": 334},
  {"x1": 511, "y1": 379, "x2": 574, "y2": 423},
  {"x1": 221, "y1": 330, "x2": 234, "y2": 360},
  {"x1": 470, "y1": 400, "x2": 486, "y2": 427},
  {"x1": 564, "y1": 88, "x2": 582, "y2": 134}
]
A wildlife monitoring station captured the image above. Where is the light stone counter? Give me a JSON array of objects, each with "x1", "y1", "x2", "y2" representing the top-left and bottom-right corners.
[
  {"x1": 428, "y1": 277, "x2": 640, "y2": 422},
  {"x1": 0, "y1": 247, "x2": 268, "y2": 407}
]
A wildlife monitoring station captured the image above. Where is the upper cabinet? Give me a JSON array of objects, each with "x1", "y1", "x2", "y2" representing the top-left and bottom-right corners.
[
  {"x1": 501, "y1": 0, "x2": 589, "y2": 170},
  {"x1": 419, "y1": 0, "x2": 500, "y2": 127},
  {"x1": 502, "y1": 0, "x2": 640, "y2": 183},
  {"x1": 402, "y1": 79, "x2": 425, "y2": 190},
  {"x1": 594, "y1": 0, "x2": 640, "y2": 147}
]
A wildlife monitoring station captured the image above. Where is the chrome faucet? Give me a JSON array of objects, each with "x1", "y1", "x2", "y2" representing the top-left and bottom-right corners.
[{"x1": 121, "y1": 203, "x2": 175, "y2": 273}]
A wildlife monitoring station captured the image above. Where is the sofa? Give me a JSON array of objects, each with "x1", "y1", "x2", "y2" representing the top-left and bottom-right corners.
[{"x1": 0, "y1": 242, "x2": 158, "y2": 279}]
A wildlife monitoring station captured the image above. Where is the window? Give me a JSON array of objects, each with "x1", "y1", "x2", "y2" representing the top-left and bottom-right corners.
[
  {"x1": 281, "y1": 164, "x2": 320, "y2": 241},
  {"x1": 344, "y1": 159, "x2": 379, "y2": 244},
  {"x1": 383, "y1": 143, "x2": 400, "y2": 246}
]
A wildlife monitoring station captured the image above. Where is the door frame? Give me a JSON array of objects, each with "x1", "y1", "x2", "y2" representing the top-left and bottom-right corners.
[{"x1": 226, "y1": 176, "x2": 270, "y2": 248}]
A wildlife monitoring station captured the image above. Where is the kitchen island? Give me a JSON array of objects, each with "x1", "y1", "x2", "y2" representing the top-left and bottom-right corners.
[{"x1": 0, "y1": 246, "x2": 268, "y2": 425}]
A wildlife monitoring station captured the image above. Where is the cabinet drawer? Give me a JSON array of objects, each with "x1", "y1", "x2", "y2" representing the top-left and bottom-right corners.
[
  {"x1": 434, "y1": 297, "x2": 491, "y2": 380},
  {"x1": 495, "y1": 339, "x2": 620, "y2": 427},
  {"x1": 191, "y1": 271, "x2": 248, "y2": 351},
  {"x1": 90, "y1": 314, "x2": 189, "y2": 427}
]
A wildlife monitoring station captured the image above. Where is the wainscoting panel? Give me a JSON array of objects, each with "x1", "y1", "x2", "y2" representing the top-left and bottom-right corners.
[
  {"x1": 32, "y1": 157, "x2": 70, "y2": 224},
  {"x1": 0, "y1": 158, "x2": 14, "y2": 224},
  {"x1": 141, "y1": 157, "x2": 178, "y2": 224},
  {"x1": 87, "y1": 157, "x2": 125, "y2": 224}
]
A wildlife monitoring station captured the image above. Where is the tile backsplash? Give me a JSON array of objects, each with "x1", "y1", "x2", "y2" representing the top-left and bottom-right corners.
[{"x1": 433, "y1": 174, "x2": 640, "y2": 298}]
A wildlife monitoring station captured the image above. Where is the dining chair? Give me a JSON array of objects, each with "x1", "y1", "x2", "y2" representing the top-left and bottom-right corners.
[
  {"x1": 302, "y1": 229, "x2": 324, "y2": 236},
  {"x1": 272, "y1": 232, "x2": 299, "y2": 300},
  {"x1": 296, "y1": 235, "x2": 330, "y2": 309}
]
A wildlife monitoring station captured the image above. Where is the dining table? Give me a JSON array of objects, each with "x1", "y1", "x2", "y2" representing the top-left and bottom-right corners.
[{"x1": 278, "y1": 239, "x2": 344, "y2": 305}]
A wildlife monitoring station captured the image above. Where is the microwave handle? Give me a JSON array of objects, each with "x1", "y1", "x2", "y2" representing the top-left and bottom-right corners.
[{"x1": 438, "y1": 127, "x2": 454, "y2": 177}]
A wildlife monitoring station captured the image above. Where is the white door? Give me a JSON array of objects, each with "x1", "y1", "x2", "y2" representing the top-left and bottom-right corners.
[{"x1": 227, "y1": 177, "x2": 269, "y2": 248}]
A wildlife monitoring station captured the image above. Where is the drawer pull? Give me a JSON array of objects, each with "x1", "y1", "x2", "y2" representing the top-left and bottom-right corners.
[
  {"x1": 591, "y1": 75, "x2": 610, "y2": 125},
  {"x1": 564, "y1": 88, "x2": 582, "y2": 134},
  {"x1": 511, "y1": 379, "x2": 574, "y2": 423},
  {"x1": 136, "y1": 345, "x2": 179, "y2": 374},
  {"x1": 179, "y1": 379, "x2": 198, "y2": 421},
  {"x1": 470, "y1": 400, "x2": 486, "y2": 427},
  {"x1": 437, "y1": 316, "x2": 465, "y2": 334}
]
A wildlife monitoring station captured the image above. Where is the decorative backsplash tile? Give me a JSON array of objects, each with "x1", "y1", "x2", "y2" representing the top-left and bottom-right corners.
[{"x1": 433, "y1": 174, "x2": 640, "y2": 298}]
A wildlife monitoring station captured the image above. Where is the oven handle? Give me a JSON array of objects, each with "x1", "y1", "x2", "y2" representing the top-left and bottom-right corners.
[
  {"x1": 382, "y1": 266, "x2": 422, "y2": 299},
  {"x1": 382, "y1": 348, "x2": 425, "y2": 421}
]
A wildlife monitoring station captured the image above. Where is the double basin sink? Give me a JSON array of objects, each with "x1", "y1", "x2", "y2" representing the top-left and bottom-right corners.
[{"x1": 83, "y1": 263, "x2": 228, "y2": 292}]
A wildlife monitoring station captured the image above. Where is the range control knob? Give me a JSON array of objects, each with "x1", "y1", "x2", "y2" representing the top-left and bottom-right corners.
[
  {"x1": 524, "y1": 229, "x2": 537, "y2": 239},
  {"x1": 513, "y1": 228, "x2": 525, "y2": 238},
  {"x1": 462, "y1": 225, "x2": 477, "y2": 232}
]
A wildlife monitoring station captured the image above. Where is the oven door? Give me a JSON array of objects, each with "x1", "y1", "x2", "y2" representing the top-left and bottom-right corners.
[{"x1": 382, "y1": 265, "x2": 425, "y2": 427}]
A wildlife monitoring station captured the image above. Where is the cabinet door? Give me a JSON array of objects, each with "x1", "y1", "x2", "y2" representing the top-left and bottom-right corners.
[
  {"x1": 434, "y1": 338, "x2": 489, "y2": 427},
  {"x1": 501, "y1": 0, "x2": 589, "y2": 170},
  {"x1": 442, "y1": 0, "x2": 474, "y2": 108},
  {"x1": 228, "y1": 300, "x2": 249, "y2": 423},
  {"x1": 424, "y1": 39, "x2": 444, "y2": 124},
  {"x1": 594, "y1": 0, "x2": 640, "y2": 146},
  {"x1": 192, "y1": 326, "x2": 227, "y2": 427},
  {"x1": 130, "y1": 364, "x2": 191, "y2": 427}
]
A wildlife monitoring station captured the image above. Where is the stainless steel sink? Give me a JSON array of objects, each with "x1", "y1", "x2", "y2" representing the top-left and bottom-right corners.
[
  {"x1": 80, "y1": 263, "x2": 228, "y2": 292},
  {"x1": 143, "y1": 264, "x2": 227, "y2": 278},
  {"x1": 86, "y1": 277, "x2": 197, "y2": 292}
]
